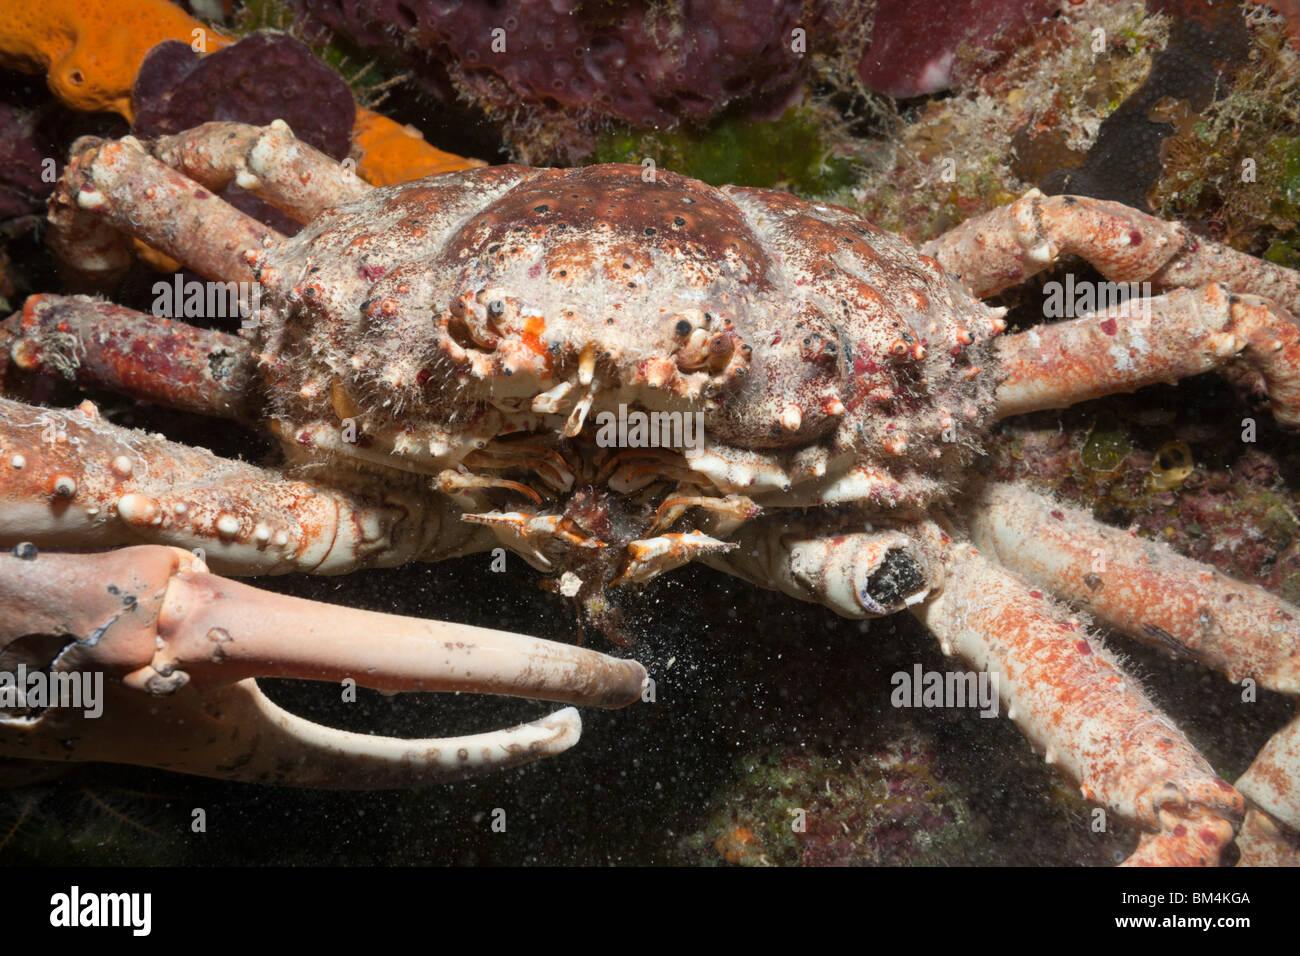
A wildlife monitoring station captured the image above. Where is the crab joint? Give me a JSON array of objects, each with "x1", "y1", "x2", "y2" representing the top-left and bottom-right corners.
[{"x1": 788, "y1": 531, "x2": 932, "y2": 616}]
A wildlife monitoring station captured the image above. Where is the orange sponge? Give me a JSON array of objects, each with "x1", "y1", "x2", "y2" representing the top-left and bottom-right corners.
[{"x1": 0, "y1": 0, "x2": 481, "y2": 183}]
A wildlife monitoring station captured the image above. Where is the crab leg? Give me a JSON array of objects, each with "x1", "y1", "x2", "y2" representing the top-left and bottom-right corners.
[
  {"x1": 149, "y1": 121, "x2": 374, "y2": 223},
  {"x1": 1236, "y1": 806, "x2": 1300, "y2": 866},
  {"x1": 1237, "y1": 715, "x2": 1300, "y2": 843},
  {"x1": 0, "y1": 396, "x2": 487, "y2": 574},
  {"x1": 921, "y1": 189, "x2": 1300, "y2": 314},
  {"x1": 0, "y1": 546, "x2": 645, "y2": 787},
  {"x1": 710, "y1": 516, "x2": 1244, "y2": 862},
  {"x1": 48, "y1": 134, "x2": 282, "y2": 288},
  {"x1": 992, "y1": 285, "x2": 1300, "y2": 425},
  {"x1": 916, "y1": 538, "x2": 1244, "y2": 866},
  {"x1": 2, "y1": 294, "x2": 258, "y2": 420},
  {"x1": 966, "y1": 482, "x2": 1300, "y2": 694},
  {"x1": 702, "y1": 519, "x2": 933, "y2": 618},
  {"x1": 966, "y1": 481, "x2": 1300, "y2": 835}
]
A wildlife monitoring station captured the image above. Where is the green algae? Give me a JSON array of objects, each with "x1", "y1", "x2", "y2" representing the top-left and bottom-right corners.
[
  {"x1": 682, "y1": 734, "x2": 987, "y2": 867},
  {"x1": 1081, "y1": 421, "x2": 1133, "y2": 473},
  {"x1": 592, "y1": 107, "x2": 857, "y2": 195}
]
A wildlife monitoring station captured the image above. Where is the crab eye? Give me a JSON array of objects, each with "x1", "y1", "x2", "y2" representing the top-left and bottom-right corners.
[
  {"x1": 487, "y1": 300, "x2": 506, "y2": 319},
  {"x1": 674, "y1": 318, "x2": 693, "y2": 337}
]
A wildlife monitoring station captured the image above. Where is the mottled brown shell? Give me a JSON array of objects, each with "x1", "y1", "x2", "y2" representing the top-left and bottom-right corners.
[{"x1": 261, "y1": 164, "x2": 1004, "y2": 505}]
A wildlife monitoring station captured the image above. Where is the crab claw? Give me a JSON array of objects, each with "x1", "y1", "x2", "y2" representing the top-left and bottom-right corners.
[{"x1": 0, "y1": 546, "x2": 646, "y2": 787}]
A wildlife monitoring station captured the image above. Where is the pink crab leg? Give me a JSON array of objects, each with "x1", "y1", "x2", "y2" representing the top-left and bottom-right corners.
[
  {"x1": 1237, "y1": 715, "x2": 1300, "y2": 836},
  {"x1": 966, "y1": 482, "x2": 1300, "y2": 694},
  {"x1": 915, "y1": 536, "x2": 1245, "y2": 866},
  {"x1": 965, "y1": 483, "x2": 1300, "y2": 846},
  {"x1": 150, "y1": 120, "x2": 373, "y2": 223},
  {"x1": 698, "y1": 513, "x2": 933, "y2": 616},
  {"x1": 2, "y1": 295, "x2": 258, "y2": 420},
  {"x1": 0, "y1": 396, "x2": 487, "y2": 574},
  {"x1": 0, "y1": 546, "x2": 645, "y2": 787},
  {"x1": 1235, "y1": 808, "x2": 1300, "y2": 866},
  {"x1": 921, "y1": 189, "x2": 1300, "y2": 313},
  {"x1": 48, "y1": 135, "x2": 282, "y2": 287},
  {"x1": 993, "y1": 285, "x2": 1300, "y2": 425}
]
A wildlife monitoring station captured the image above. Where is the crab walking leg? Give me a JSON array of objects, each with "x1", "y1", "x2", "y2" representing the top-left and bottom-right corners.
[
  {"x1": 966, "y1": 483, "x2": 1300, "y2": 836},
  {"x1": 992, "y1": 285, "x2": 1300, "y2": 425},
  {"x1": 48, "y1": 135, "x2": 283, "y2": 288},
  {"x1": 698, "y1": 515, "x2": 934, "y2": 617},
  {"x1": 2, "y1": 295, "x2": 259, "y2": 420},
  {"x1": 966, "y1": 482, "x2": 1300, "y2": 695},
  {"x1": 921, "y1": 190, "x2": 1300, "y2": 314},
  {"x1": 915, "y1": 542, "x2": 1245, "y2": 865},
  {"x1": 1236, "y1": 715, "x2": 1300, "y2": 837},
  {"x1": 0, "y1": 396, "x2": 488, "y2": 574},
  {"x1": 0, "y1": 547, "x2": 646, "y2": 786},
  {"x1": 1236, "y1": 807, "x2": 1300, "y2": 866},
  {"x1": 150, "y1": 121, "x2": 374, "y2": 223}
]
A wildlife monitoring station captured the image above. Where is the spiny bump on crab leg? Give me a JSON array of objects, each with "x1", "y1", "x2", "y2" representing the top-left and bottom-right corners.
[
  {"x1": 2, "y1": 295, "x2": 259, "y2": 420},
  {"x1": 0, "y1": 546, "x2": 645, "y2": 787},
  {"x1": 150, "y1": 121, "x2": 373, "y2": 223},
  {"x1": 993, "y1": 285, "x2": 1300, "y2": 426},
  {"x1": 47, "y1": 134, "x2": 283, "y2": 288},
  {"x1": 915, "y1": 536, "x2": 1244, "y2": 866},
  {"x1": 0, "y1": 397, "x2": 485, "y2": 574},
  {"x1": 922, "y1": 189, "x2": 1300, "y2": 314}
]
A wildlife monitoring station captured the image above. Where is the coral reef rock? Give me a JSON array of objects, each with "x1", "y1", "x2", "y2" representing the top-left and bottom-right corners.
[{"x1": 292, "y1": 0, "x2": 811, "y2": 162}]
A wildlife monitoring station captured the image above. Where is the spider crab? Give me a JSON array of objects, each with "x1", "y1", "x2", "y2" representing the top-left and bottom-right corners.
[{"x1": 2, "y1": 121, "x2": 1300, "y2": 866}]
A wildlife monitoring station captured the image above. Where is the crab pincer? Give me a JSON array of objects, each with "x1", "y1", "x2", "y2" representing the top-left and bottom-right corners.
[{"x1": 0, "y1": 545, "x2": 646, "y2": 786}]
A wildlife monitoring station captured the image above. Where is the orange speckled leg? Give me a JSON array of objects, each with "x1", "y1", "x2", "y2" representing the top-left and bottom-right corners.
[
  {"x1": 1236, "y1": 715, "x2": 1300, "y2": 851},
  {"x1": 992, "y1": 284, "x2": 1300, "y2": 426},
  {"x1": 2, "y1": 294, "x2": 258, "y2": 419},
  {"x1": 967, "y1": 481, "x2": 1300, "y2": 858},
  {"x1": 150, "y1": 121, "x2": 374, "y2": 223},
  {"x1": 967, "y1": 483, "x2": 1300, "y2": 695},
  {"x1": 0, "y1": 396, "x2": 490, "y2": 575},
  {"x1": 48, "y1": 135, "x2": 283, "y2": 288},
  {"x1": 1235, "y1": 809, "x2": 1300, "y2": 866},
  {"x1": 0, "y1": 546, "x2": 645, "y2": 787},
  {"x1": 916, "y1": 536, "x2": 1244, "y2": 866},
  {"x1": 0, "y1": 0, "x2": 481, "y2": 184},
  {"x1": 921, "y1": 190, "x2": 1300, "y2": 314}
]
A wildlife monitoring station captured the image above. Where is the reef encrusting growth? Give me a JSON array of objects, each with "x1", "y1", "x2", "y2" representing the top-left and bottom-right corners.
[
  {"x1": 1146, "y1": 6, "x2": 1300, "y2": 260},
  {"x1": 591, "y1": 106, "x2": 857, "y2": 193},
  {"x1": 685, "y1": 726, "x2": 988, "y2": 866},
  {"x1": 132, "y1": 32, "x2": 355, "y2": 160},
  {"x1": 847, "y1": 0, "x2": 1299, "y2": 260},
  {"x1": 288, "y1": 0, "x2": 816, "y2": 164},
  {"x1": 848, "y1": 1, "x2": 1170, "y2": 240}
]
